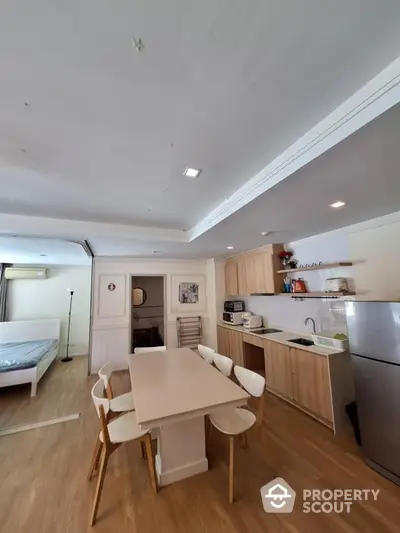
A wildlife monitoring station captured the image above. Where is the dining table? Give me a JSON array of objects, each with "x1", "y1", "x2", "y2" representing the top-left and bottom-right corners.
[{"x1": 128, "y1": 347, "x2": 249, "y2": 486}]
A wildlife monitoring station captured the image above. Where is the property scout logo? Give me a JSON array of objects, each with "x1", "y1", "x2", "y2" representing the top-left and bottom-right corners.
[{"x1": 260, "y1": 478, "x2": 380, "y2": 514}]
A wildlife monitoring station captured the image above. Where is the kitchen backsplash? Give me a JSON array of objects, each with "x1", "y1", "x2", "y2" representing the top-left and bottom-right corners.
[{"x1": 235, "y1": 296, "x2": 348, "y2": 336}]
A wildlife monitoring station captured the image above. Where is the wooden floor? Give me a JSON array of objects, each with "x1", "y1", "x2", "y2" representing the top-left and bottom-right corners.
[{"x1": 0, "y1": 357, "x2": 399, "y2": 533}]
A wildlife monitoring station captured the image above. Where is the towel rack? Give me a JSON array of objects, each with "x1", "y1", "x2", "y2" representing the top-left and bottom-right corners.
[{"x1": 176, "y1": 316, "x2": 202, "y2": 348}]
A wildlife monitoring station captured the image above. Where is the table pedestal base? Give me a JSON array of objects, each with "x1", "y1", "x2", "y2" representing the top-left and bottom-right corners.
[{"x1": 155, "y1": 415, "x2": 208, "y2": 486}]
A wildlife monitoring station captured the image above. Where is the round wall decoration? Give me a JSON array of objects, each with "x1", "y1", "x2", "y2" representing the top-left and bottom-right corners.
[{"x1": 108, "y1": 282, "x2": 116, "y2": 291}]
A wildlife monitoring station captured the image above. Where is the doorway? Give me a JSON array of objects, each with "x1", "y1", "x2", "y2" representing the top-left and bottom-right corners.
[{"x1": 131, "y1": 276, "x2": 165, "y2": 352}]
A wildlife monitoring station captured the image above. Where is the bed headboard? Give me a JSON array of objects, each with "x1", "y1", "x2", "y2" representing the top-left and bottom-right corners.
[{"x1": 0, "y1": 319, "x2": 61, "y2": 344}]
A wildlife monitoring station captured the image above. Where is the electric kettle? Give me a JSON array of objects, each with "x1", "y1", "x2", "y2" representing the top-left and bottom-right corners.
[{"x1": 292, "y1": 278, "x2": 307, "y2": 293}]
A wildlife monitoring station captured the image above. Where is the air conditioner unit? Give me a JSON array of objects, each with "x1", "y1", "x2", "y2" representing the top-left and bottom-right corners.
[{"x1": 5, "y1": 268, "x2": 48, "y2": 280}]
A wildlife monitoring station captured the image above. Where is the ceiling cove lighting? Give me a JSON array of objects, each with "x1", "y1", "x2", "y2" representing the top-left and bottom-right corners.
[
  {"x1": 330, "y1": 201, "x2": 346, "y2": 208},
  {"x1": 183, "y1": 167, "x2": 201, "y2": 179}
]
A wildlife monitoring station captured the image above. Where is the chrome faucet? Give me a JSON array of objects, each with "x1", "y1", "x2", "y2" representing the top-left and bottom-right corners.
[{"x1": 304, "y1": 317, "x2": 316, "y2": 334}]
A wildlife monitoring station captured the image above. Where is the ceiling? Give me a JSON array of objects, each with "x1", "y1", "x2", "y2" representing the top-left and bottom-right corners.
[
  {"x1": 1, "y1": 1, "x2": 400, "y2": 258},
  {"x1": 85, "y1": 101, "x2": 400, "y2": 257},
  {"x1": 0, "y1": 236, "x2": 90, "y2": 265},
  {"x1": 1, "y1": 0, "x2": 400, "y2": 233}
]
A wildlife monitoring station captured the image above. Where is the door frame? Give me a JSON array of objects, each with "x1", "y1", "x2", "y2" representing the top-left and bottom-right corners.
[{"x1": 129, "y1": 273, "x2": 167, "y2": 351}]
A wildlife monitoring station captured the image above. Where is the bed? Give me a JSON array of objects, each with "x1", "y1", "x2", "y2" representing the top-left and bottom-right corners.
[{"x1": 0, "y1": 319, "x2": 60, "y2": 397}]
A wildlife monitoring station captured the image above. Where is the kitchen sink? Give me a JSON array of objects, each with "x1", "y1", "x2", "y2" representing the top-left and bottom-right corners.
[
  {"x1": 251, "y1": 328, "x2": 282, "y2": 334},
  {"x1": 288, "y1": 338, "x2": 315, "y2": 347}
]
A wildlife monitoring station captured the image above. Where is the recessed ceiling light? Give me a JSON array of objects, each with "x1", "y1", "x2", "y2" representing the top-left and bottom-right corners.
[
  {"x1": 226, "y1": 246, "x2": 234, "y2": 250},
  {"x1": 183, "y1": 167, "x2": 201, "y2": 179},
  {"x1": 152, "y1": 250, "x2": 160, "y2": 254},
  {"x1": 330, "y1": 201, "x2": 346, "y2": 208},
  {"x1": 261, "y1": 231, "x2": 271, "y2": 237},
  {"x1": 40, "y1": 254, "x2": 47, "y2": 257}
]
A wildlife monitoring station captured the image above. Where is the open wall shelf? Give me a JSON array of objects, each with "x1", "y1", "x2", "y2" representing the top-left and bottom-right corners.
[
  {"x1": 279, "y1": 291, "x2": 355, "y2": 299},
  {"x1": 276, "y1": 261, "x2": 353, "y2": 274}
]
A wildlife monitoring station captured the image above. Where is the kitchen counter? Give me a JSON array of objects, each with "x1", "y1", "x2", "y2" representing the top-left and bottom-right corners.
[
  {"x1": 217, "y1": 322, "x2": 354, "y2": 434},
  {"x1": 218, "y1": 322, "x2": 345, "y2": 357}
]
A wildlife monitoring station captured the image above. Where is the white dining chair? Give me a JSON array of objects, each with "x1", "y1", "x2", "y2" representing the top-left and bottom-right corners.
[
  {"x1": 198, "y1": 344, "x2": 215, "y2": 364},
  {"x1": 88, "y1": 379, "x2": 158, "y2": 526},
  {"x1": 98, "y1": 363, "x2": 135, "y2": 413},
  {"x1": 134, "y1": 346, "x2": 166, "y2": 353},
  {"x1": 209, "y1": 366, "x2": 265, "y2": 504},
  {"x1": 213, "y1": 352, "x2": 233, "y2": 377}
]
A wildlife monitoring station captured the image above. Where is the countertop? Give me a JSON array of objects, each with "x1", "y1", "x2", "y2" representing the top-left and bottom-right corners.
[{"x1": 218, "y1": 322, "x2": 346, "y2": 357}]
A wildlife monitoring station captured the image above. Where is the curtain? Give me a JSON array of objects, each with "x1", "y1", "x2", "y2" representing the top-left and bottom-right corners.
[{"x1": 0, "y1": 263, "x2": 10, "y2": 322}]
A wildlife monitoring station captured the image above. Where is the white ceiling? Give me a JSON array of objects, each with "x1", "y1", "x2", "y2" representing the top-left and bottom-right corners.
[
  {"x1": 0, "y1": 236, "x2": 91, "y2": 265},
  {"x1": 2, "y1": 0, "x2": 400, "y2": 234},
  {"x1": 86, "y1": 101, "x2": 400, "y2": 257}
]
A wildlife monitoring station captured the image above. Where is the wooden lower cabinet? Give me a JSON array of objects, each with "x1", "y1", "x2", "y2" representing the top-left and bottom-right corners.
[
  {"x1": 264, "y1": 340, "x2": 293, "y2": 399},
  {"x1": 217, "y1": 326, "x2": 229, "y2": 358},
  {"x1": 217, "y1": 326, "x2": 243, "y2": 366},
  {"x1": 264, "y1": 341, "x2": 333, "y2": 424},
  {"x1": 218, "y1": 326, "x2": 334, "y2": 426},
  {"x1": 290, "y1": 349, "x2": 333, "y2": 422}
]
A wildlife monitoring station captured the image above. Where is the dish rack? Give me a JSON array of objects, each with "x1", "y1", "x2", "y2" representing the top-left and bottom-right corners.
[
  {"x1": 311, "y1": 331, "x2": 349, "y2": 351},
  {"x1": 176, "y1": 316, "x2": 202, "y2": 348}
]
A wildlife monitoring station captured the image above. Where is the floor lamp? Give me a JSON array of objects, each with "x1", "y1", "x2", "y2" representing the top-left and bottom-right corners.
[{"x1": 61, "y1": 289, "x2": 74, "y2": 363}]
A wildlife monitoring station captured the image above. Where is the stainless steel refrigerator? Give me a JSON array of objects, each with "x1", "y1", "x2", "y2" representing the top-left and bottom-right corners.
[{"x1": 345, "y1": 301, "x2": 400, "y2": 484}]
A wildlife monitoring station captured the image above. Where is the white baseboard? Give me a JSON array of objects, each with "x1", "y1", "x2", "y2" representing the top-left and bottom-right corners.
[
  {"x1": 0, "y1": 413, "x2": 81, "y2": 436},
  {"x1": 155, "y1": 454, "x2": 208, "y2": 486}
]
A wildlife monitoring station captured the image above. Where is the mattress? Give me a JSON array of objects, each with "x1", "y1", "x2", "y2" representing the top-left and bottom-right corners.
[{"x1": 0, "y1": 339, "x2": 58, "y2": 373}]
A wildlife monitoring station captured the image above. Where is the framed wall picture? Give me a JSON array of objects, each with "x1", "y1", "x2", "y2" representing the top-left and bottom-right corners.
[
  {"x1": 179, "y1": 282, "x2": 199, "y2": 304},
  {"x1": 170, "y1": 275, "x2": 206, "y2": 313}
]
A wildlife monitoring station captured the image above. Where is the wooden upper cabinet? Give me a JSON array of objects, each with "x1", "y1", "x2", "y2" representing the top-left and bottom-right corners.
[
  {"x1": 236, "y1": 258, "x2": 248, "y2": 295},
  {"x1": 290, "y1": 348, "x2": 333, "y2": 422},
  {"x1": 225, "y1": 260, "x2": 238, "y2": 296},
  {"x1": 225, "y1": 244, "x2": 284, "y2": 296}
]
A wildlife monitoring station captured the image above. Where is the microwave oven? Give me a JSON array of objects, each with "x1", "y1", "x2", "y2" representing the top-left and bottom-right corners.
[
  {"x1": 222, "y1": 311, "x2": 244, "y2": 325},
  {"x1": 224, "y1": 300, "x2": 245, "y2": 313}
]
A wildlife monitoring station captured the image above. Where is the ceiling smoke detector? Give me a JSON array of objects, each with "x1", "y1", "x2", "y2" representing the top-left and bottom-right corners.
[
  {"x1": 183, "y1": 167, "x2": 201, "y2": 179},
  {"x1": 131, "y1": 37, "x2": 144, "y2": 52}
]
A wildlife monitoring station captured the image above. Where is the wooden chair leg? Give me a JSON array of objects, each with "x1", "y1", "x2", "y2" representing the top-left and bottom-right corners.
[
  {"x1": 90, "y1": 447, "x2": 109, "y2": 526},
  {"x1": 144, "y1": 434, "x2": 158, "y2": 494},
  {"x1": 140, "y1": 441, "x2": 147, "y2": 459},
  {"x1": 229, "y1": 436, "x2": 234, "y2": 504},
  {"x1": 88, "y1": 438, "x2": 103, "y2": 481}
]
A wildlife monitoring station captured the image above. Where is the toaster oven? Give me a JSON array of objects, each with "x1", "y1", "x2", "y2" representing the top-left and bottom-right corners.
[{"x1": 224, "y1": 300, "x2": 245, "y2": 313}]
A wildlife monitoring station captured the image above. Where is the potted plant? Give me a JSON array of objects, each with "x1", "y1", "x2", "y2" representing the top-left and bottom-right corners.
[{"x1": 278, "y1": 250, "x2": 298, "y2": 269}]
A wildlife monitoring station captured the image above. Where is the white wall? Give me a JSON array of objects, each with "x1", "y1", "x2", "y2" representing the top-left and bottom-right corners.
[
  {"x1": 91, "y1": 258, "x2": 210, "y2": 372},
  {"x1": 7, "y1": 266, "x2": 92, "y2": 357},
  {"x1": 237, "y1": 211, "x2": 400, "y2": 336}
]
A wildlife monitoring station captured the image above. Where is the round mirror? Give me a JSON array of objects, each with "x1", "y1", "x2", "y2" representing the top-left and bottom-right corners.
[{"x1": 133, "y1": 287, "x2": 147, "y2": 306}]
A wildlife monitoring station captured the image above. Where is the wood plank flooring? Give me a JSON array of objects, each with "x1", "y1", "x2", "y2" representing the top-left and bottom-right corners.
[{"x1": 0, "y1": 357, "x2": 399, "y2": 533}]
